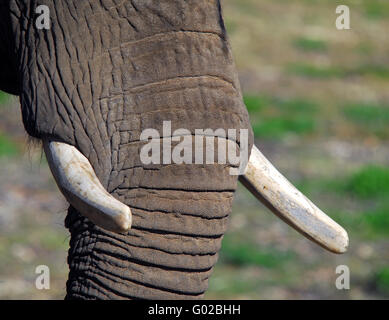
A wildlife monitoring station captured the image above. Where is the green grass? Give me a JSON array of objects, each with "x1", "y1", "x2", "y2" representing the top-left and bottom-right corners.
[
  {"x1": 298, "y1": 165, "x2": 389, "y2": 237},
  {"x1": 353, "y1": 64, "x2": 389, "y2": 79},
  {"x1": 363, "y1": 206, "x2": 389, "y2": 236},
  {"x1": 252, "y1": 117, "x2": 315, "y2": 138},
  {"x1": 344, "y1": 166, "x2": 389, "y2": 198},
  {"x1": 375, "y1": 268, "x2": 389, "y2": 294},
  {"x1": 224, "y1": 19, "x2": 238, "y2": 34},
  {"x1": 230, "y1": 0, "x2": 258, "y2": 16},
  {"x1": 36, "y1": 229, "x2": 69, "y2": 251},
  {"x1": 0, "y1": 91, "x2": 10, "y2": 105},
  {"x1": 276, "y1": 98, "x2": 318, "y2": 114},
  {"x1": 364, "y1": 2, "x2": 389, "y2": 20},
  {"x1": 344, "y1": 103, "x2": 389, "y2": 124},
  {"x1": 220, "y1": 237, "x2": 295, "y2": 268},
  {"x1": 287, "y1": 63, "x2": 389, "y2": 79},
  {"x1": 244, "y1": 94, "x2": 389, "y2": 141},
  {"x1": 0, "y1": 133, "x2": 19, "y2": 157},
  {"x1": 343, "y1": 102, "x2": 389, "y2": 138},
  {"x1": 287, "y1": 63, "x2": 343, "y2": 78},
  {"x1": 356, "y1": 43, "x2": 373, "y2": 56},
  {"x1": 208, "y1": 271, "x2": 262, "y2": 295},
  {"x1": 293, "y1": 37, "x2": 328, "y2": 52},
  {"x1": 320, "y1": 204, "x2": 389, "y2": 239},
  {"x1": 243, "y1": 95, "x2": 269, "y2": 113},
  {"x1": 245, "y1": 95, "x2": 318, "y2": 139}
]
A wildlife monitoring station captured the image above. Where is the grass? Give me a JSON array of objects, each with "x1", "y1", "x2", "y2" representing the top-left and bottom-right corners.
[
  {"x1": 344, "y1": 103, "x2": 389, "y2": 124},
  {"x1": 224, "y1": 19, "x2": 238, "y2": 34},
  {"x1": 353, "y1": 65, "x2": 389, "y2": 79},
  {"x1": 364, "y1": 2, "x2": 389, "y2": 20},
  {"x1": 343, "y1": 166, "x2": 389, "y2": 198},
  {"x1": 36, "y1": 229, "x2": 69, "y2": 251},
  {"x1": 298, "y1": 165, "x2": 389, "y2": 237},
  {"x1": 375, "y1": 268, "x2": 389, "y2": 294},
  {"x1": 207, "y1": 270, "x2": 262, "y2": 296},
  {"x1": 276, "y1": 98, "x2": 318, "y2": 114},
  {"x1": 333, "y1": 201, "x2": 389, "y2": 238},
  {"x1": 342, "y1": 102, "x2": 389, "y2": 139},
  {"x1": 363, "y1": 206, "x2": 389, "y2": 236},
  {"x1": 293, "y1": 37, "x2": 328, "y2": 52},
  {"x1": 245, "y1": 95, "x2": 317, "y2": 139},
  {"x1": 252, "y1": 117, "x2": 315, "y2": 138},
  {"x1": 317, "y1": 208, "x2": 389, "y2": 240},
  {"x1": 0, "y1": 133, "x2": 20, "y2": 157},
  {"x1": 0, "y1": 91, "x2": 21, "y2": 157},
  {"x1": 229, "y1": 0, "x2": 258, "y2": 16},
  {"x1": 244, "y1": 95, "x2": 389, "y2": 140},
  {"x1": 287, "y1": 63, "x2": 389, "y2": 79},
  {"x1": 243, "y1": 95, "x2": 269, "y2": 113},
  {"x1": 287, "y1": 63, "x2": 343, "y2": 79},
  {"x1": 0, "y1": 91, "x2": 10, "y2": 105},
  {"x1": 220, "y1": 236, "x2": 295, "y2": 269},
  {"x1": 2, "y1": 0, "x2": 389, "y2": 300}
]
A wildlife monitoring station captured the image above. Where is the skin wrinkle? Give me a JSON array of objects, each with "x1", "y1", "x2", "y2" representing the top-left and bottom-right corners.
[
  {"x1": 97, "y1": 233, "x2": 221, "y2": 257},
  {"x1": 97, "y1": 79, "x2": 241, "y2": 118},
  {"x1": 69, "y1": 230, "x2": 215, "y2": 296},
  {"x1": 121, "y1": 190, "x2": 234, "y2": 212},
  {"x1": 99, "y1": 229, "x2": 223, "y2": 255},
  {"x1": 92, "y1": 245, "x2": 216, "y2": 274},
  {"x1": 50, "y1": 2, "x2": 111, "y2": 180},
  {"x1": 131, "y1": 208, "x2": 230, "y2": 234},
  {"x1": 62, "y1": 6, "x2": 226, "y2": 62},
  {"x1": 56, "y1": 3, "x2": 112, "y2": 183},
  {"x1": 96, "y1": 233, "x2": 220, "y2": 259},
  {"x1": 81, "y1": 269, "x2": 203, "y2": 300},
  {"x1": 96, "y1": 74, "x2": 237, "y2": 101},
  {"x1": 128, "y1": 204, "x2": 230, "y2": 220},
  {"x1": 114, "y1": 132, "x2": 243, "y2": 154},
  {"x1": 89, "y1": 252, "x2": 213, "y2": 295},
  {"x1": 1, "y1": 0, "x2": 254, "y2": 299},
  {"x1": 36, "y1": 54, "x2": 72, "y2": 129},
  {"x1": 113, "y1": 185, "x2": 237, "y2": 193},
  {"x1": 130, "y1": 225, "x2": 226, "y2": 239}
]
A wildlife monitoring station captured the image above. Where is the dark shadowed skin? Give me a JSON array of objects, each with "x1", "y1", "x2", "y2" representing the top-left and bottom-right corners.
[{"x1": 0, "y1": 0, "x2": 253, "y2": 299}]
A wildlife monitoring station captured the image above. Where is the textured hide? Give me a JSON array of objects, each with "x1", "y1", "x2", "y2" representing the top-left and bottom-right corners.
[{"x1": 0, "y1": 0, "x2": 253, "y2": 299}]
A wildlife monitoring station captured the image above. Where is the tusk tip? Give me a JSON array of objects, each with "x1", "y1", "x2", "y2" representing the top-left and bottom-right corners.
[
  {"x1": 111, "y1": 206, "x2": 132, "y2": 234},
  {"x1": 242, "y1": 145, "x2": 351, "y2": 254},
  {"x1": 333, "y1": 228, "x2": 349, "y2": 254},
  {"x1": 43, "y1": 139, "x2": 133, "y2": 235}
]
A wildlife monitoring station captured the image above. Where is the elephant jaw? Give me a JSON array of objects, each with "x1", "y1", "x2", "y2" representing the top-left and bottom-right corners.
[
  {"x1": 43, "y1": 139, "x2": 348, "y2": 254},
  {"x1": 43, "y1": 140, "x2": 132, "y2": 234}
]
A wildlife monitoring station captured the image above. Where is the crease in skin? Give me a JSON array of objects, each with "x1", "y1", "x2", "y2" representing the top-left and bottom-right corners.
[
  {"x1": 2, "y1": 0, "x2": 352, "y2": 299},
  {"x1": 43, "y1": 139, "x2": 349, "y2": 254},
  {"x1": 241, "y1": 145, "x2": 349, "y2": 254},
  {"x1": 43, "y1": 139, "x2": 132, "y2": 234}
]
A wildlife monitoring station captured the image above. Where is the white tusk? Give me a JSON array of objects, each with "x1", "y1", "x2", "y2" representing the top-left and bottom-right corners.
[
  {"x1": 241, "y1": 145, "x2": 349, "y2": 254},
  {"x1": 43, "y1": 140, "x2": 132, "y2": 234}
]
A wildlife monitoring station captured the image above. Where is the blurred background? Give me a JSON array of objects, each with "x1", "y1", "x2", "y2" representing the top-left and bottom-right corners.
[{"x1": 0, "y1": 0, "x2": 388, "y2": 299}]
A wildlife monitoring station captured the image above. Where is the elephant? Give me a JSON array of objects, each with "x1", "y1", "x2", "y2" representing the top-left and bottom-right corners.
[{"x1": 0, "y1": 0, "x2": 348, "y2": 299}]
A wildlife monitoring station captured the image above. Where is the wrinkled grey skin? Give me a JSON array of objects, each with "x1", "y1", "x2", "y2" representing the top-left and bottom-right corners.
[{"x1": 0, "y1": 0, "x2": 253, "y2": 299}]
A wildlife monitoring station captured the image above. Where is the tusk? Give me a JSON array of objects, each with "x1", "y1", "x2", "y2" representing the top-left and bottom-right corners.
[
  {"x1": 43, "y1": 140, "x2": 132, "y2": 234},
  {"x1": 240, "y1": 145, "x2": 348, "y2": 254}
]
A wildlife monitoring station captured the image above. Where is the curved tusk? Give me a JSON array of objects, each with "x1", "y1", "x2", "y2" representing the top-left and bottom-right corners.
[
  {"x1": 240, "y1": 145, "x2": 349, "y2": 254},
  {"x1": 43, "y1": 140, "x2": 132, "y2": 234}
]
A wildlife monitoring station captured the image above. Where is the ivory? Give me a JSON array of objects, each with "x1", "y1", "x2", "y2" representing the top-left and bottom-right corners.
[
  {"x1": 43, "y1": 140, "x2": 132, "y2": 233},
  {"x1": 241, "y1": 145, "x2": 348, "y2": 254}
]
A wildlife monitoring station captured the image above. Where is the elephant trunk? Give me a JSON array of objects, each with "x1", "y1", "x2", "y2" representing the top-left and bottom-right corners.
[
  {"x1": 5, "y1": 0, "x2": 251, "y2": 299},
  {"x1": 3, "y1": 0, "x2": 347, "y2": 300},
  {"x1": 64, "y1": 159, "x2": 237, "y2": 299}
]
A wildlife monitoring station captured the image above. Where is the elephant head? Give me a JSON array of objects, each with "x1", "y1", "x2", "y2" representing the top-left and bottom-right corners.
[{"x1": 0, "y1": 0, "x2": 348, "y2": 299}]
